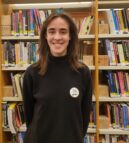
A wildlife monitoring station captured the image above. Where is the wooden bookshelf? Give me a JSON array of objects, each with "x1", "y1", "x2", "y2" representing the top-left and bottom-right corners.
[
  {"x1": 0, "y1": 0, "x2": 98, "y2": 143},
  {"x1": 98, "y1": 1, "x2": 129, "y2": 142}
]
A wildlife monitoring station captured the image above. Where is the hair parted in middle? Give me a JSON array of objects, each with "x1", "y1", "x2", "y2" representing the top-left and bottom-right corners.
[{"x1": 35, "y1": 12, "x2": 84, "y2": 75}]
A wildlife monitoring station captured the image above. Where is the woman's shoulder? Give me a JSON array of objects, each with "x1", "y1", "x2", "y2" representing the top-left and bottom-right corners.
[
  {"x1": 78, "y1": 62, "x2": 92, "y2": 86},
  {"x1": 25, "y1": 63, "x2": 39, "y2": 76},
  {"x1": 78, "y1": 62, "x2": 91, "y2": 76}
]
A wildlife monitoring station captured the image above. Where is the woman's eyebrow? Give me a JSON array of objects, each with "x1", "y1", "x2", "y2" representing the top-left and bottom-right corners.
[
  {"x1": 47, "y1": 28, "x2": 69, "y2": 32},
  {"x1": 60, "y1": 28, "x2": 69, "y2": 31},
  {"x1": 47, "y1": 28, "x2": 55, "y2": 31}
]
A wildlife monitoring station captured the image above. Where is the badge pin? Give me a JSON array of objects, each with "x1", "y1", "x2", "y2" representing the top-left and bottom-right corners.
[{"x1": 70, "y1": 87, "x2": 79, "y2": 98}]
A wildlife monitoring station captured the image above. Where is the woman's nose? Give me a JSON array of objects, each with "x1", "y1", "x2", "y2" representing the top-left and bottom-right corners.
[{"x1": 54, "y1": 32, "x2": 61, "y2": 39}]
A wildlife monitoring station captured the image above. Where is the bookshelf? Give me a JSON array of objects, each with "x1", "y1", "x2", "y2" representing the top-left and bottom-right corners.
[
  {"x1": 0, "y1": 0, "x2": 98, "y2": 143},
  {"x1": 1, "y1": 0, "x2": 129, "y2": 143},
  {"x1": 98, "y1": 0, "x2": 129, "y2": 142}
]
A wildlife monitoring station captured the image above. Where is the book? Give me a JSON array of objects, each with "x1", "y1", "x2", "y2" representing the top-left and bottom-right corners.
[
  {"x1": 7, "y1": 103, "x2": 17, "y2": 134},
  {"x1": 14, "y1": 73, "x2": 23, "y2": 99}
]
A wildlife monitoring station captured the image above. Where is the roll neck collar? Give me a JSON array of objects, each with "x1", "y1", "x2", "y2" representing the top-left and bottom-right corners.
[{"x1": 48, "y1": 54, "x2": 68, "y2": 63}]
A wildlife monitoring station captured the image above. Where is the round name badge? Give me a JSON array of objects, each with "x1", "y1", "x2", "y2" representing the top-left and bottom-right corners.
[{"x1": 70, "y1": 87, "x2": 79, "y2": 98}]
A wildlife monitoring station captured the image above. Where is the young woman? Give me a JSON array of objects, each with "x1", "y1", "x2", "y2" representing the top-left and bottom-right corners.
[{"x1": 23, "y1": 12, "x2": 92, "y2": 143}]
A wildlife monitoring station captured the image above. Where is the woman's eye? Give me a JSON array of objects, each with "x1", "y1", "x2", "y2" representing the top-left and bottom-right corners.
[
  {"x1": 49, "y1": 31, "x2": 55, "y2": 34},
  {"x1": 60, "y1": 31, "x2": 67, "y2": 34}
]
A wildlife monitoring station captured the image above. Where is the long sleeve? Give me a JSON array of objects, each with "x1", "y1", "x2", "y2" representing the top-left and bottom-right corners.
[
  {"x1": 23, "y1": 67, "x2": 35, "y2": 128},
  {"x1": 81, "y1": 66, "x2": 92, "y2": 137}
]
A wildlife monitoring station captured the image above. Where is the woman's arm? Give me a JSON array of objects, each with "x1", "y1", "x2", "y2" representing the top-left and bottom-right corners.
[
  {"x1": 23, "y1": 67, "x2": 35, "y2": 128},
  {"x1": 81, "y1": 66, "x2": 93, "y2": 137}
]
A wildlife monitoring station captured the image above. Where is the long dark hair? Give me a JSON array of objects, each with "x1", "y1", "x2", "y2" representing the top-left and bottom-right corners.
[{"x1": 35, "y1": 12, "x2": 84, "y2": 75}]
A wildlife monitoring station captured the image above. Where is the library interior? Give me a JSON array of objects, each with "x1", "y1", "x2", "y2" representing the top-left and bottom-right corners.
[{"x1": 0, "y1": 0, "x2": 129, "y2": 143}]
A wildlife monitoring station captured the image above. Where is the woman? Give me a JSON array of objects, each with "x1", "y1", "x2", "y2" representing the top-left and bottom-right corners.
[{"x1": 23, "y1": 12, "x2": 92, "y2": 143}]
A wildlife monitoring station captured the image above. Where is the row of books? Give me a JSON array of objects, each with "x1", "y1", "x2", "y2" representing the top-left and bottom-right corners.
[
  {"x1": 11, "y1": 9, "x2": 92, "y2": 36},
  {"x1": 10, "y1": 8, "x2": 129, "y2": 36},
  {"x1": 78, "y1": 15, "x2": 94, "y2": 35},
  {"x1": 2, "y1": 8, "x2": 129, "y2": 36},
  {"x1": 11, "y1": 9, "x2": 52, "y2": 36},
  {"x1": 2, "y1": 102, "x2": 25, "y2": 134},
  {"x1": 106, "y1": 9, "x2": 129, "y2": 34},
  {"x1": 100, "y1": 103, "x2": 129, "y2": 129},
  {"x1": 3, "y1": 39, "x2": 129, "y2": 67},
  {"x1": 90, "y1": 102, "x2": 129, "y2": 130},
  {"x1": 100, "y1": 135, "x2": 129, "y2": 143},
  {"x1": 3, "y1": 8, "x2": 94, "y2": 36},
  {"x1": 10, "y1": 72, "x2": 24, "y2": 98},
  {"x1": 107, "y1": 71, "x2": 129, "y2": 97},
  {"x1": 3, "y1": 72, "x2": 24, "y2": 98},
  {"x1": 2, "y1": 41, "x2": 39, "y2": 66},
  {"x1": 2, "y1": 41, "x2": 94, "y2": 67},
  {"x1": 104, "y1": 39, "x2": 129, "y2": 66},
  {"x1": 5, "y1": 70, "x2": 129, "y2": 99}
]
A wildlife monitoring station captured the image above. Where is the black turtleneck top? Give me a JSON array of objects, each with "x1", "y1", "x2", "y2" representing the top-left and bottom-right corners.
[{"x1": 23, "y1": 55, "x2": 92, "y2": 143}]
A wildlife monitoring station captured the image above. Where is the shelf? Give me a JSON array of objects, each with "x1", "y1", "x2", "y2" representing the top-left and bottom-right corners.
[
  {"x1": 79, "y1": 35, "x2": 95, "y2": 39},
  {"x1": 10, "y1": 2, "x2": 92, "y2": 9},
  {"x1": 3, "y1": 123, "x2": 26, "y2": 132},
  {"x1": 2, "y1": 65, "x2": 95, "y2": 71},
  {"x1": 2, "y1": 97, "x2": 22, "y2": 102},
  {"x1": 98, "y1": 0, "x2": 129, "y2": 9},
  {"x1": 2, "y1": 65, "x2": 30, "y2": 71},
  {"x1": 99, "y1": 34, "x2": 129, "y2": 39},
  {"x1": 3, "y1": 126, "x2": 96, "y2": 133},
  {"x1": 1, "y1": 35, "x2": 95, "y2": 40},
  {"x1": 87, "y1": 128, "x2": 96, "y2": 133},
  {"x1": 99, "y1": 97, "x2": 129, "y2": 102},
  {"x1": 3, "y1": 0, "x2": 91, "y2": 4},
  {"x1": 1, "y1": 36, "x2": 39, "y2": 40},
  {"x1": 0, "y1": 34, "x2": 116, "y2": 40},
  {"x1": 99, "y1": 128, "x2": 129, "y2": 135},
  {"x1": 88, "y1": 66, "x2": 95, "y2": 70},
  {"x1": 2, "y1": 128, "x2": 10, "y2": 132},
  {"x1": 5, "y1": 65, "x2": 129, "y2": 71},
  {"x1": 8, "y1": 34, "x2": 124, "y2": 40},
  {"x1": 99, "y1": 66, "x2": 129, "y2": 70}
]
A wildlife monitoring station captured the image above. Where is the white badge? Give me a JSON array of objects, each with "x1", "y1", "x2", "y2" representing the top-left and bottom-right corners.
[{"x1": 70, "y1": 87, "x2": 79, "y2": 98}]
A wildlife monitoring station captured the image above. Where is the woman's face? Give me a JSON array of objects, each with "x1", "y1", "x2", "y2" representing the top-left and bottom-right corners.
[{"x1": 46, "y1": 17, "x2": 70, "y2": 57}]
